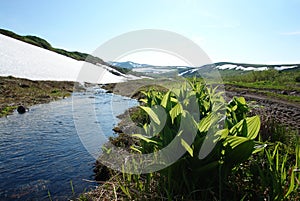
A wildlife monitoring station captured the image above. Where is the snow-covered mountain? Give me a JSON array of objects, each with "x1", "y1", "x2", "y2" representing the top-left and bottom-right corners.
[
  {"x1": 109, "y1": 61, "x2": 300, "y2": 78},
  {"x1": 108, "y1": 61, "x2": 153, "y2": 69},
  {"x1": 0, "y1": 34, "x2": 129, "y2": 84},
  {"x1": 3, "y1": 29, "x2": 298, "y2": 83}
]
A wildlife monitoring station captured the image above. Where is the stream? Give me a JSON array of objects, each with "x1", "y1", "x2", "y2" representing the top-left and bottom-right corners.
[{"x1": 0, "y1": 87, "x2": 138, "y2": 200}]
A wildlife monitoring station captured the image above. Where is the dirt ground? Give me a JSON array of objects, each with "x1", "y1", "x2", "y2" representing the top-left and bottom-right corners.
[{"x1": 0, "y1": 76, "x2": 75, "y2": 117}]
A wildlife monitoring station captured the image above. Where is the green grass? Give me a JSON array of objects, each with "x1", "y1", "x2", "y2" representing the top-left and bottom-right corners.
[
  {"x1": 223, "y1": 69, "x2": 300, "y2": 91},
  {"x1": 0, "y1": 106, "x2": 17, "y2": 117},
  {"x1": 225, "y1": 81, "x2": 299, "y2": 91},
  {"x1": 225, "y1": 84, "x2": 300, "y2": 103},
  {"x1": 221, "y1": 69, "x2": 300, "y2": 104},
  {"x1": 264, "y1": 91, "x2": 300, "y2": 103}
]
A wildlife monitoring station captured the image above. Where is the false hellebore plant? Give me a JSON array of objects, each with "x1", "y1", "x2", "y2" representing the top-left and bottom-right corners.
[{"x1": 128, "y1": 79, "x2": 262, "y2": 198}]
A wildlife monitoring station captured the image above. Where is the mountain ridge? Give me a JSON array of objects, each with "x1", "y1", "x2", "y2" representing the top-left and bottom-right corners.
[{"x1": 2, "y1": 28, "x2": 299, "y2": 79}]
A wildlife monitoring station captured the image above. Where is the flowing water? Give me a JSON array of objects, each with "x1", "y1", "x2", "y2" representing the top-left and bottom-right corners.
[{"x1": 0, "y1": 87, "x2": 138, "y2": 200}]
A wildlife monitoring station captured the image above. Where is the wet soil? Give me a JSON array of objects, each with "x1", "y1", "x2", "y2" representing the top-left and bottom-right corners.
[{"x1": 0, "y1": 76, "x2": 75, "y2": 117}]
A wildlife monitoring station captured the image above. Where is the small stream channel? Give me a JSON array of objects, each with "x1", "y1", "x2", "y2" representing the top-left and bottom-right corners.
[{"x1": 0, "y1": 87, "x2": 138, "y2": 200}]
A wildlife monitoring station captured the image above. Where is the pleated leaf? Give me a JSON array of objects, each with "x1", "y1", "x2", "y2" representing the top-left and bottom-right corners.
[
  {"x1": 181, "y1": 138, "x2": 193, "y2": 157},
  {"x1": 169, "y1": 103, "x2": 183, "y2": 124},
  {"x1": 140, "y1": 106, "x2": 161, "y2": 125}
]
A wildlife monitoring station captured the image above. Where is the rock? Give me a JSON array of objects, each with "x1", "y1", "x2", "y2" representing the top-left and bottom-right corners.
[
  {"x1": 94, "y1": 161, "x2": 112, "y2": 182},
  {"x1": 112, "y1": 126, "x2": 122, "y2": 133},
  {"x1": 281, "y1": 90, "x2": 288, "y2": 95},
  {"x1": 19, "y1": 83, "x2": 30, "y2": 88},
  {"x1": 37, "y1": 95, "x2": 51, "y2": 99},
  {"x1": 17, "y1": 105, "x2": 26, "y2": 114}
]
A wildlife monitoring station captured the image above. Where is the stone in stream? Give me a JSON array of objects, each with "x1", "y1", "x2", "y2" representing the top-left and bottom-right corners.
[
  {"x1": 112, "y1": 126, "x2": 123, "y2": 133},
  {"x1": 17, "y1": 105, "x2": 27, "y2": 114}
]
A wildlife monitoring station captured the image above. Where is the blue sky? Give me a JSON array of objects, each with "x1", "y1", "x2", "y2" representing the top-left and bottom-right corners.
[{"x1": 1, "y1": 0, "x2": 300, "y2": 65}]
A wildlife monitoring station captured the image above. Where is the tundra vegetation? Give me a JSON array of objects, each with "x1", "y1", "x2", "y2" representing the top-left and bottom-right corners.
[{"x1": 85, "y1": 79, "x2": 299, "y2": 201}]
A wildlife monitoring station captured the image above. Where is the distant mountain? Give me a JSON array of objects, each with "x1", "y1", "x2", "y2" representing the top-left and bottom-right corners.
[
  {"x1": 3, "y1": 28, "x2": 299, "y2": 80},
  {"x1": 109, "y1": 60, "x2": 300, "y2": 78},
  {"x1": 211, "y1": 62, "x2": 299, "y2": 71},
  {"x1": 108, "y1": 61, "x2": 154, "y2": 69},
  {"x1": 181, "y1": 62, "x2": 300, "y2": 77}
]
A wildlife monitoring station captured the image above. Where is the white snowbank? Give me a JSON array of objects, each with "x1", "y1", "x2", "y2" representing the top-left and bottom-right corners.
[
  {"x1": 274, "y1": 65, "x2": 297, "y2": 70},
  {"x1": 217, "y1": 64, "x2": 237, "y2": 70},
  {"x1": 0, "y1": 34, "x2": 125, "y2": 84},
  {"x1": 235, "y1": 66, "x2": 268, "y2": 71},
  {"x1": 216, "y1": 64, "x2": 268, "y2": 71}
]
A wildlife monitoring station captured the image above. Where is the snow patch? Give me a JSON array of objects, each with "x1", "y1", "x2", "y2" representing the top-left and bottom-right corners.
[
  {"x1": 0, "y1": 34, "x2": 125, "y2": 84},
  {"x1": 235, "y1": 66, "x2": 268, "y2": 71},
  {"x1": 274, "y1": 65, "x2": 297, "y2": 70},
  {"x1": 216, "y1": 64, "x2": 268, "y2": 71},
  {"x1": 217, "y1": 64, "x2": 237, "y2": 70}
]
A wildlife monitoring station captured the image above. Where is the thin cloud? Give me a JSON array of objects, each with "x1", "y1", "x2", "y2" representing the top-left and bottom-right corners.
[{"x1": 280, "y1": 31, "x2": 300, "y2": 36}]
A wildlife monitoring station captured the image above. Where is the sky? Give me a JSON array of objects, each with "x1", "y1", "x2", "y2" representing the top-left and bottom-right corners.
[{"x1": 1, "y1": 0, "x2": 300, "y2": 65}]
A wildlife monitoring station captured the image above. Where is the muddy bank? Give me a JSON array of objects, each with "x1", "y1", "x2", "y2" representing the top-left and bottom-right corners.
[
  {"x1": 0, "y1": 76, "x2": 75, "y2": 117},
  {"x1": 225, "y1": 87, "x2": 300, "y2": 131}
]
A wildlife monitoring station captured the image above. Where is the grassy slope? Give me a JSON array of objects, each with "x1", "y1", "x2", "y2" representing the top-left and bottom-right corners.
[
  {"x1": 221, "y1": 68, "x2": 300, "y2": 103},
  {"x1": 215, "y1": 61, "x2": 300, "y2": 68}
]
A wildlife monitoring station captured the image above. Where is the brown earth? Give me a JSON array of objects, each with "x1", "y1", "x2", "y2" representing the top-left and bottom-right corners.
[
  {"x1": 0, "y1": 76, "x2": 75, "y2": 117},
  {"x1": 225, "y1": 86, "x2": 300, "y2": 131}
]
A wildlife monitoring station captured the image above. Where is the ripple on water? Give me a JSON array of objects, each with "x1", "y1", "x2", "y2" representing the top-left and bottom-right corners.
[{"x1": 0, "y1": 89, "x2": 138, "y2": 200}]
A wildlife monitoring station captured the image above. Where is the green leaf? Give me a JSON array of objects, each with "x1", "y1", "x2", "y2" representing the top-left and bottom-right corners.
[
  {"x1": 181, "y1": 138, "x2": 193, "y2": 157},
  {"x1": 245, "y1": 115, "x2": 261, "y2": 139},
  {"x1": 132, "y1": 134, "x2": 158, "y2": 144},
  {"x1": 236, "y1": 97, "x2": 246, "y2": 105},
  {"x1": 140, "y1": 106, "x2": 161, "y2": 125},
  {"x1": 241, "y1": 119, "x2": 248, "y2": 137},
  {"x1": 203, "y1": 100, "x2": 210, "y2": 111},
  {"x1": 215, "y1": 129, "x2": 229, "y2": 140},
  {"x1": 229, "y1": 115, "x2": 260, "y2": 139},
  {"x1": 198, "y1": 113, "x2": 218, "y2": 133},
  {"x1": 160, "y1": 91, "x2": 171, "y2": 108},
  {"x1": 172, "y1": 88, "x2": 181, "y2": 97},
  {"x1": 285, "y1": 166, "x2": 296, "y2": 198},
  {"x1": 139, "y1": 98, "x2": 148, "y2": 104},
  {"x1": 224, "y1": 137, "x2": 255, "y2": 167},
  {"x1": 224, "y1": 136, "x2": 250, "y2": 149},
  {"x1": 130, "y1": 146, "x2": 142, "y2": 153},
  {"x1": 169, "y1": 103, "x2": 183, "y2": 124},
  {"x1": 232, "y1": 105, "x2": 238, "y2": 111}
]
